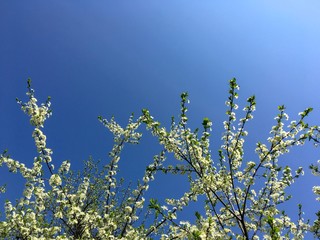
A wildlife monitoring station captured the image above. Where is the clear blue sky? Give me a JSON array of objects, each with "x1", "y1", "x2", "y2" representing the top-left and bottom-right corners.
[{"x1": 1, "y1": 0, "x2": 320, "y2": 230}]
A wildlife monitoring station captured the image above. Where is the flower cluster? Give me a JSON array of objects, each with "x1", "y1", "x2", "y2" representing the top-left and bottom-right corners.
[{"x1": 0, "y1": 78, "x2": 319, "y2": 239}]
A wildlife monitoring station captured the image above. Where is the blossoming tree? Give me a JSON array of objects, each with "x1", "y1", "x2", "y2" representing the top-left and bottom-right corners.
[{"x1": 0, "y1": 79, "x2": 319, "y2": 239}]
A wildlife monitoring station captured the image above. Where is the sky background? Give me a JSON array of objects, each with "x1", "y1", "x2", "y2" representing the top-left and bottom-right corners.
[{"x1": 1, "y1": 0, "x2": 320, "y2": 233}]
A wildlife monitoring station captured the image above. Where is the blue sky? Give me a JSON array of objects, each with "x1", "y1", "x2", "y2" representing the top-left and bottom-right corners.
[{"x1": 1, "y1": 0, "x2": 320, "y2": 231}]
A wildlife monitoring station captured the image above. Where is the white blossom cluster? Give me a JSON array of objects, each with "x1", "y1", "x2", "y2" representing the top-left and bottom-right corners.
[{"x1": 0, "y1": 78, "x2": 319, "y2": 239}]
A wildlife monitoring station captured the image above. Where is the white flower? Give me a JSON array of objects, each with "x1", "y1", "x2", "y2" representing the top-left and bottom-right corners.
[
  {"x1": 313, "y1": 186, "x2": 320, "y2": 196},
  {"x1": 49, "y1": 174, "x2": 62, "y2": 186},
  {"x1": 125, "y1": 206, "x2": 132, "y2": 214}
]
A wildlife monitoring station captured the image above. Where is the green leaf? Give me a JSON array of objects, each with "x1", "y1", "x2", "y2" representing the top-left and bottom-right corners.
[{"x1": 195, "y1": 211, "x2": 201, "y2": 220}]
